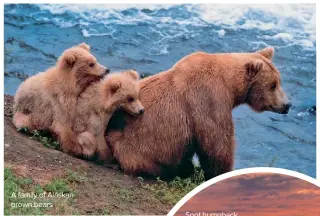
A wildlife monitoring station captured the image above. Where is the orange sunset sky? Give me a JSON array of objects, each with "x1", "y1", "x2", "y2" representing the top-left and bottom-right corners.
[{"x1": 176, "y1": 173, "x2": 320, "y2": 216}]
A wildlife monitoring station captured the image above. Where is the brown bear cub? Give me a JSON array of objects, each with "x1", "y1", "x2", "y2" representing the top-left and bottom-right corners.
[
  {"x1": 63, "y1": 70, "x2": 144, "y2": 161},
  {"x1": 13, "y1": 43, "x2": 109, "y2": 155}
]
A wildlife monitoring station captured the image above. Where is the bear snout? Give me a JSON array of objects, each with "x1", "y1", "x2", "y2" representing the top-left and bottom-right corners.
[
  {"x1": 282, "y1": 102, "x2": 292, "y2": 114},
  {"x1": 271, "y1": 102, "x2": 292, "y2": 114},
  {"x1": 132, "y1": 108, "x2": 145, "y2": 116},
  {"x1": 100, "y1": 67, "x2": 110, "y2": 78},
  {"x1": 284, "y1": 102, "x2": 292, "y2": 109},
  {"x1": 139, "y1": 108, "x2": 145, "y2": 115}
]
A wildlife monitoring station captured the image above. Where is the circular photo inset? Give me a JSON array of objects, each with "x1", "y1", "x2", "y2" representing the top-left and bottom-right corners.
[{"x1": 171, "y1": 169, "x2": 320, "y2": 216}]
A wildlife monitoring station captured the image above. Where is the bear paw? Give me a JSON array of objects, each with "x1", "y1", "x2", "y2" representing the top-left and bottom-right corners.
[{"x1": 77, "y1": 132, "x2": 97, "y2": 157}]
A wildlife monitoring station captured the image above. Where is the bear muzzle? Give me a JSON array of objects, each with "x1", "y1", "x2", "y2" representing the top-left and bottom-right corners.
[
  {"x1": 100, "y1": 67, "x2": 110, "y2": 78},
  {"x1": 282, "y1": 102, "x2": 292, "y2": 114},
  {"x1": 270, "y1": 102, "x2": 292, "y2": 114}
]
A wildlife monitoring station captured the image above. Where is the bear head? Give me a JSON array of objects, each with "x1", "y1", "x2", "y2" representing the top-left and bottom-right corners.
[
  {"x1": 245, "y1": 47, "x2": 292, "y2": 114},
  {"x1": 103, "y1": 70, "x2": 144, "y2": 116},
  {"x1": 57, "y1": 43, "x2": 110, "y2": 88}
]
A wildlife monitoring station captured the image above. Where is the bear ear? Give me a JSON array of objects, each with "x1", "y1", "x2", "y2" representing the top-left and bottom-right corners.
[
  {"x1": 78, "y1": 43, "x2": 91, "y2": 51},
  {"x1": 245, "y1": 60, "x2": 263, "y2": 79},
  {"x1": 109, "y1": 80, "x2": 121, "y2": 94},
  {"x1": 125, "y1": 70, "x2": 140, "y2": 80},
  {"x1": 58, "y1": 52, "x2": 76, "y2": 71},
  {"x1": 256, "y1": 47, "x2": 274, "y2": 60}
]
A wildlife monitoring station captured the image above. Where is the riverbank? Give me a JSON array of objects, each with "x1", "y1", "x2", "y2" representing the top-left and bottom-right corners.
[{"x1": 5, "y1": 94, "x2": 203, "y2": 215}]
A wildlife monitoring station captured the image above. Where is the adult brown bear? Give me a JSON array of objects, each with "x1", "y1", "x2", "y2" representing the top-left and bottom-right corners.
[{"x1": 106, "y1": 47, "x2": 291, "y2": 180}]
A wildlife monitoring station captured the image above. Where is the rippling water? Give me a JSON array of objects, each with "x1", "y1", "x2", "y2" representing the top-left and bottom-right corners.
[{"x1": 4, "y1": 4, "x2": 316, "y2": 177}]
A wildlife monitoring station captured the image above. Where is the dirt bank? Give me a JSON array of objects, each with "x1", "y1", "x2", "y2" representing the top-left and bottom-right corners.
[{"x1": 4, "y1": 95, "x2": 173, "y2": 215}]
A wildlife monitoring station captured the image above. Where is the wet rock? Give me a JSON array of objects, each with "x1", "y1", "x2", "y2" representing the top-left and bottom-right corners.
[
  {"x1": 141, "y1": 72, "x2": 153, "y2": 78},
  {"x1": 4, "y1": 71, "x2": 29, "y2": 80},
  {"x1": 308, "y1": 106, "x2": 316, "y2": 115}
]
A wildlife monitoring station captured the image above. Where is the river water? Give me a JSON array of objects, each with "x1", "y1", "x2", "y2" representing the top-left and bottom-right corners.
[{"x1": 4, "y1": 4, "x2": 316, "y2": 177}]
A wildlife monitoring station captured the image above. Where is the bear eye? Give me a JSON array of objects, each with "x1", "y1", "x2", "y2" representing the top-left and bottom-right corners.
[
  {"x1": 271, "y1": 82, "x2": 277, "y2": 91},
  {"x1": 89, "y1": 63, "x2": 95, "y2": 67},
  {"x1": 127, "y1": 97, "x2": 134, "y2": 103}
]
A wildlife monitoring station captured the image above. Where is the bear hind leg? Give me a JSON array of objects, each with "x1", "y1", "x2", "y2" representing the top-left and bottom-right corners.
[
  {"x1": 13, "y1": 112, "x2": 35, "y2": 130},
  {"x1": 195, "y1": 134, "x2": 235, "y2": 180},
  {"x1": 174, "y1": 141, "x2": 197, "y2": 179},
  {"x1": 116, "y1": 153, "x2": 162, "y2": 178}
]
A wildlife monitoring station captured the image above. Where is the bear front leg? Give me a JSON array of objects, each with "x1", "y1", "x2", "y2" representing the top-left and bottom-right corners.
[
  {"x1": 77, "y1": 131, "x2": 97, "y2": 158},
  {"x1": 50, "y1": 122, "x2": 83, "y2": 156},
  {"x1": 96, "y1": 133, "x2": 113, "y2": 163}
]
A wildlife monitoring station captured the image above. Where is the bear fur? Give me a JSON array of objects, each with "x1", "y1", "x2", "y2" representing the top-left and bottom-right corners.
[
  {"x1": 13, "y1": 43, "x2": 109, "y2": 155},
  {"x1": 63, "y1": 70, "x2": 144, "y2": 160},
  {"x1": 106, "y1": 47, "x2": 291, "y2": 180}
]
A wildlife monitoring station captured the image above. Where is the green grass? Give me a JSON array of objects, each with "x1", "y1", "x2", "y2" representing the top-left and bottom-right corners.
[
  {"x1": 4, "y1": 168, "x2": 86, "y2": 215},
  {"x1": 44, "y1": 179, "x2": 72, "y2": 193},
  {"x1": 142, "y1": 168, "x2": 205, "y2": 205},
  {"x1": 117, "y1": 188, "x2": 133, "y2": 202},
  {"x1": 4, "y1": 168, "x2": 50, "y2": 215},
  {"x1": 65, "y1": 169, "x2": 88, "y2": 183},
  {"x1": 45, "y1": 170, "x2": 88, "y2": 194},
  {"x1": 18, "y1": 127, "x2": 60, "y2": 149},
  {"x1": 102, "y1": 208, "x2": 110, "y2": 214}
]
